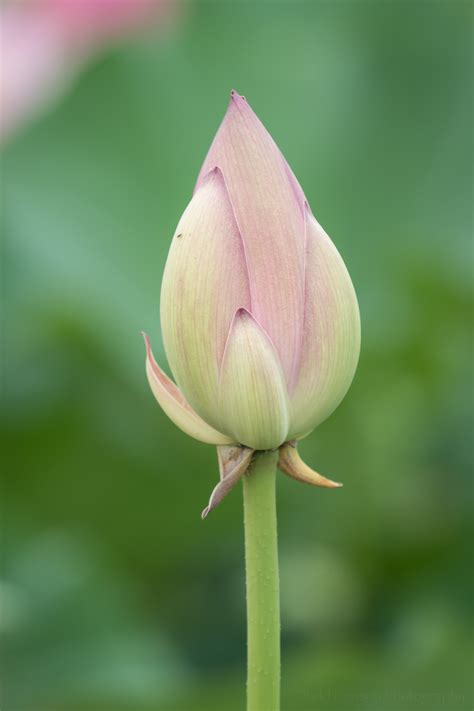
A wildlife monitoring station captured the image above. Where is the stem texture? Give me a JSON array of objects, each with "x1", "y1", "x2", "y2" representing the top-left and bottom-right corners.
[{"x1": 243, "y1": 449, "x2": 280, "y2": 711}]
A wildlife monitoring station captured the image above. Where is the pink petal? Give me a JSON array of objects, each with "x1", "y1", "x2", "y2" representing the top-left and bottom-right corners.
[
  {"x1": 288, "y1": 209, "x2": 361, "y2": 439},
  {"x1": 195, "y1": 91, "x2": 306, "y2": 388}
]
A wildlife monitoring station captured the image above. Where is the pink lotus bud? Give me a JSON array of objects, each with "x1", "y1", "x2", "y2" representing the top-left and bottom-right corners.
[{"x1": 145, "y1": 91, "x2": 360, "y2": 456}]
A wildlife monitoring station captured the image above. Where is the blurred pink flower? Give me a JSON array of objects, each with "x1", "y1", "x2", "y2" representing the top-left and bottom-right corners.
[{"x1": 0, "y1": 0, "x2": 174, "y2": 142}]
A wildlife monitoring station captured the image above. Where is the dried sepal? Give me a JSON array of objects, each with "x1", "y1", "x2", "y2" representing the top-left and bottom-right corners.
[
  {"x1": 278, "y1": 441, "x2": 342, "y2": 488},
  {"x1": 202, "y1": 445, "x2": 254, "y2": 518}
]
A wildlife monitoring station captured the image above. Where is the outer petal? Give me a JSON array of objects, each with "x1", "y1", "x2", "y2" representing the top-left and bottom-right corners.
[
  {"x1": 288, "y1": 209, "x2": 361, "y2": 439},
  {"x1": 160, "y1": 168, "x2": 250, "y2": 429},
  {"x1": 196, "y1": 91, "x2": 306, "y2": 388},
  {"x1": 143, "y1": 334, "x2": 234, "y2": 446},
  {"x1": 218, "y1": 309, "x2": 289, "y2": 450}
]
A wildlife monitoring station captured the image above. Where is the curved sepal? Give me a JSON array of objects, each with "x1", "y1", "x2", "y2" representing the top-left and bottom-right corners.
[
  {"x1": 201, "y1": 445, "x2": 254, "y2": 519},
  {"x1": 278, "y1": 442, "x2": 342, "y2": 488},
  {"x1": 143, "y1": 333, "x2": 234, "y2": 446}
]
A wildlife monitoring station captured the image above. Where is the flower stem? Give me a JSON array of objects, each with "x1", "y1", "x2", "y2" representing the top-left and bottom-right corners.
[{"x1": 243, "y1": 449, "x2": 280, "y2": 711}]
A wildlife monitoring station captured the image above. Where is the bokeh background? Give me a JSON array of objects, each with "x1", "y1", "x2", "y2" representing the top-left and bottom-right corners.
[{"x1": 2, "y1": 1, "x2": 473, "y2": 710}]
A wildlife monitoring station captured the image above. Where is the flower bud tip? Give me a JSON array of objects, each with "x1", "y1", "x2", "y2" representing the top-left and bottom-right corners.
[{"x1": 230, "y1": 89, "x2": 247, "y2": 105}]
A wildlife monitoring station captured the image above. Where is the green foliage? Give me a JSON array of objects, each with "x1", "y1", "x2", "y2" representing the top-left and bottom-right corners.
[{"x1": 2, "y1": 1, "x2": 473, "y2": 709}]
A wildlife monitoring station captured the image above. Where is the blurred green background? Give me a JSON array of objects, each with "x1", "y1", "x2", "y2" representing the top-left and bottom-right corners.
[{"x1": 2, "y1": 1, "x2": 473, "y2": 710}]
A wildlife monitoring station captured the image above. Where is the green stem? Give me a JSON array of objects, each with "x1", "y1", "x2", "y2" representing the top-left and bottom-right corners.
[{"x1": 243, "y1": 449, "x2": 280, "y2": 711}]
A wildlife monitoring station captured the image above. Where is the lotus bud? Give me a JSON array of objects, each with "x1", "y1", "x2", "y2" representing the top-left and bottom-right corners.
[{"x1": 144, "y1": 91, "x2": 360, "y2": 514}]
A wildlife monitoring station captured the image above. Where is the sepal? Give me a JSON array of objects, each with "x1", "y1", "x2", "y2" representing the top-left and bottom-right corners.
[
  {"x1": 278, "y1": 442, "x2": 342, "y2": 488},
  {"x1": 202, "y1": 445, "x2": 254, "y2": 518}
]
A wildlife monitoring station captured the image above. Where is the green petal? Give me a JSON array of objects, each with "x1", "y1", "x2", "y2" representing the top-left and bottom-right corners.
[
  {"x1": 218, "y1": 309, "x2": 289, "y2": 450},
  {"x1": 160, "y1": 168, "x2": 250, "y2": 430}
]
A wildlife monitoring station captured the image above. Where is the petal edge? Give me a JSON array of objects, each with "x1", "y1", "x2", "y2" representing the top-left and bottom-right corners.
[
  {"x1": 143, "y1": 333, "x2": 234, "y2": 446},
  {"x1": 288, "y1": 210, "x2": 361, "y2": 438}
]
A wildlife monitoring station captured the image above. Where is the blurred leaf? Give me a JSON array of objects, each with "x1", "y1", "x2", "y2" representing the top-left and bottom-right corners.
[{"x1": 1, "y1": 1, "x2": 473, "y2": 709}]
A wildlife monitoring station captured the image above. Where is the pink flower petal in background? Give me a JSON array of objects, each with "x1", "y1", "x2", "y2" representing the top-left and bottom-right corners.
[{"x1": 0, "y1": 0, "x2": 175, "y2": 143}]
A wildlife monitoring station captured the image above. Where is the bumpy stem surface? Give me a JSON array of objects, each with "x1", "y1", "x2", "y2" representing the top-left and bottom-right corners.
[{"x1": 243, "y1": 450, "x2": 280, "y2": 711}]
